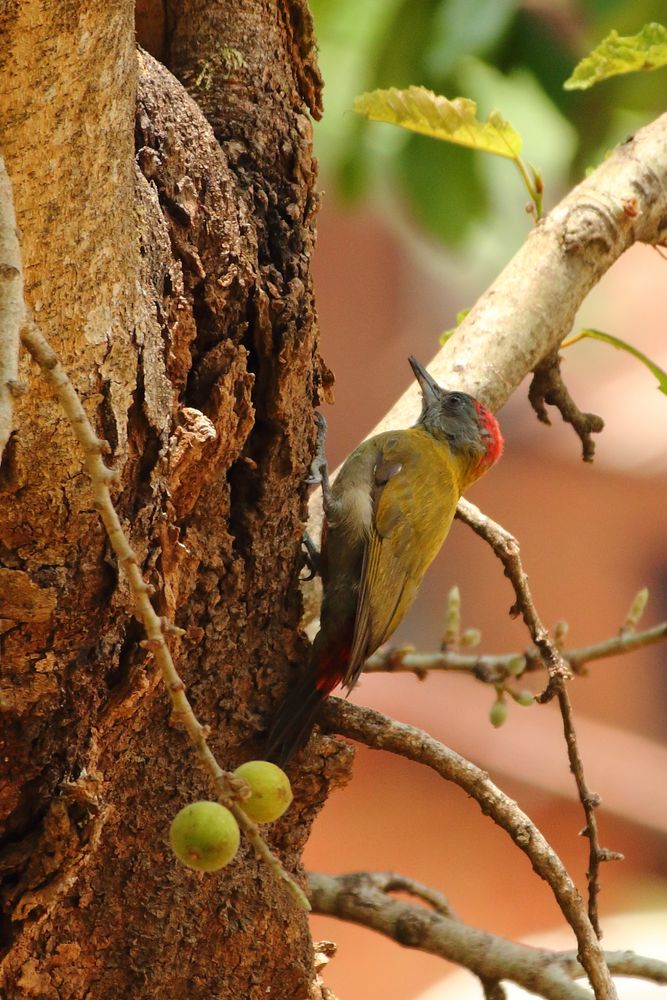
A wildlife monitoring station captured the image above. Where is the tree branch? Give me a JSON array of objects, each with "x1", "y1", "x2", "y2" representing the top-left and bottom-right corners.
[
  {"x1": 308, "y1": 871, "x2": 667, "y2": 1000},
  {"x1": 0, "y1": 154, "x2": 24, "y2": 463},
  {"x1": 528, "y1": 350, "x2": 605, "y2": 462},
  {"x1": 455, "y1": 499, "x2": 623, "y2": 936},
  {"x1": 306, "y1": 112, "x2": 667, "y2": 544},
  {"x1": 364, "y1": 619, "x2": 667, "y2": 682},
  {"x1": 319, "y1": 699, "x2": 617, "y2": 1000},
  {"x1": 297, "y1": 108, "x2": 667, "y2": 1000}
]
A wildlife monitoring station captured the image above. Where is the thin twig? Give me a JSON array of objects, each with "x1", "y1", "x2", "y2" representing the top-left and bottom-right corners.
[
  {"x1": 364, "y1": 620, "x2": 667, "y2": 681},
  {"x1": 0, "y1": 155, "x2": 24, "y2": 463},
  {"x1": 319, "y1": 699, "x2": 617, "y2": 1000},
  {"x1": 18, "y1": 318, "x2": 309, "y2": 911},
  {"x1": 455, "y1": 500, "x2": 570, "y2": 691},
  {"x1": 308, "y1": 872, "x2": 667, "y2": 999},
  {"x1": 455, "y1": 498, "x2": 619, "y2": 938},
  {"x1": 512, "y1": 155, "x2": 543, "y2": 220},
  {"x1": 481, "y1": 979, "x2": 507, "y2": 1000},
  {"x1": 354, "y1": 873, "x2": 502, "y2": 998},
  {"x1": 360, "y1": 872, "x2": 456, "y2": 918},
  {"x1": 528, "y1": 350, "x2": 604, "y2": 462}
]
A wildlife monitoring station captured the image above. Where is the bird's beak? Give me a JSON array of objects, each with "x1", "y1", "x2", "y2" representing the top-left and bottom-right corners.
[{"x1": 408, "y1": 356, "x2": 441, "y2": 406}]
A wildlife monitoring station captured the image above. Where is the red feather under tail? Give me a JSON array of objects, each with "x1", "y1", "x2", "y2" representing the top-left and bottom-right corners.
[{"x1": 265, "y1": 644, "x2": 349, "y2": 767}]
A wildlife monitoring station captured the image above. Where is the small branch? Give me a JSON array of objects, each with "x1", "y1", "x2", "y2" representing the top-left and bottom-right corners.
[
  {"x1": 528, "y1": 351, "x2": 604, "y2": 462},
  {"x1": 569, "y1": 617, "x2": 666, "y2": 671},
  {"x1": 326, "y1": 871, "x2": 499, "y2": 998},
  {"x1": 308, "y1": 871, "x2": 667, "y2": 1000},
  {"x1": 18, "y1": 319, "x2": 309, "y2": 912},
  {"x1": 456, "y1": 498, "x2": 619, "y2": 938},
  {"x1": 319, "y1": 699, "x2": 617, "y2": 1000},
  {"x1": 513, "y1": 155, "x2": 543, "y2": 220},
  {"x1": 0, "y1": 155, "x2": 24, "y2": 463},
  {"x1": 364, "y1": 620, "x2": 667, "y2": 681},
  {"x1": 455, "y1": 499, "x2": 571, "y2": 692},
  {"x1": 481, "y1": 979, "x2": 507, "y2": 1000},
  {"x1": 355, "y1": 871, "x2": 456, "y2": 918}
]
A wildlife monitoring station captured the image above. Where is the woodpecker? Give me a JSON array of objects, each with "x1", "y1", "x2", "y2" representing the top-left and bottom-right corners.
[{"x1": 266, "y1": 356, "x2": 503, "y2": 764}]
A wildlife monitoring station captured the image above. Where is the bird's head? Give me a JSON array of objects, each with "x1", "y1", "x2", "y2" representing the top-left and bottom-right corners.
[{"x1": 409, "y1": 356, "x2": 504, "y2": 484}]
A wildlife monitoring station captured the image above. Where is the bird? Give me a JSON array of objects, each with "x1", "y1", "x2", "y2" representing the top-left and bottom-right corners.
[{"x1": 266, "y1": 356, "x2": 503, "y2": 765}]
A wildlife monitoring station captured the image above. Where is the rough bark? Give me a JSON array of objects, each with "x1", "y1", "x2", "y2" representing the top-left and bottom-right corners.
[{"x1": 0, "y1": 2, "x2": 342, "y2": 997}]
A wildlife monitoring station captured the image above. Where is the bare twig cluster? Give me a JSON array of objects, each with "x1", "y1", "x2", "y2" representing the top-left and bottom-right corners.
[
  {"x1": 311, "y1": 497, "x2": 664, "y2": 998},
  {"x1": 308, "y1": 871, "x2": 667, "y2": 1000},
  {"x1": 364, "y1": 615, "x2": 666, "y2": 683},
  {"x1": 318, "y1": 698, "x2": 617, "y2": 999},
  {"x1": 310, "y1": 505, "x2": 665, "y2": 998},
  {"x1": 455, "y1": 498, "x2": 623, "y2": 941}
]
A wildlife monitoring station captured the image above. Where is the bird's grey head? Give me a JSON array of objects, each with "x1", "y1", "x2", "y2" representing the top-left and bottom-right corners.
[{"x1": 408, "y1": 356, "x2": 501, "y2": 470}]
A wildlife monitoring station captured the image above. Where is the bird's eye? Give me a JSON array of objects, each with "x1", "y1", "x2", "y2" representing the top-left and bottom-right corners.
[{"x1": 447, "y1": 392, "x2": 465, "y2": 408}]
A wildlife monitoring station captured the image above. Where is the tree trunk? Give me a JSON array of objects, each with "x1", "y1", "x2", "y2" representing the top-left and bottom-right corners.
[{"x1": 0, "y1": 3, "x2": 344, "y2": 996}]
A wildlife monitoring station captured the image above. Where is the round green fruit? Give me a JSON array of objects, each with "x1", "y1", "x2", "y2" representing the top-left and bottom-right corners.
[
  {"x1": 169, "y1": 801, "x2": 240, "y2": 872},
  {"x1": 233, "y1": 760, "x2": 293, "y2": 823}
]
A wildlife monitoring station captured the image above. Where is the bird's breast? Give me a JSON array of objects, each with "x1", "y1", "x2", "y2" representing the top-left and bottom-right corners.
[{"x1": 336, "y1": 483, "x2": 373, "y2": 541}]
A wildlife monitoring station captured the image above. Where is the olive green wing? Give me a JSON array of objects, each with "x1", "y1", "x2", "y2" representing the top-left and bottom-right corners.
[{"x1": 343, "y1": 432, "x2": 459, "y2": 691}]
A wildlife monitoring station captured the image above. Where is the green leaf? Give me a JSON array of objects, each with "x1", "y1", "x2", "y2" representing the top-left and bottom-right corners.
[
  {"x1": 353, "y1": 85, "x2": 522, "y2": 159},
  {"x1": 564, "y1": 328, "x2": 667, "y2": 395},
  {"x1": 564, "y1": 22, "x2": 667, "y2": 90},
  {"x1": 440, "y1": 308, "x2": 471, "y2": 345}
]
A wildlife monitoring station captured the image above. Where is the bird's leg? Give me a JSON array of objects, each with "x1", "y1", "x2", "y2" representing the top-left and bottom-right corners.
[
  {"x1": 306, "y1": 411, "x2": 328, "y2": 484},
  {"x1": 306, "y1": 411, "x2": 336, "y2": 516}
]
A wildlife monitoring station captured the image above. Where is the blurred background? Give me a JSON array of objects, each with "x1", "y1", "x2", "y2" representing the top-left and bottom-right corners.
[{"x1": 301, "y1": 0, "x2": 667, "y2": 996}]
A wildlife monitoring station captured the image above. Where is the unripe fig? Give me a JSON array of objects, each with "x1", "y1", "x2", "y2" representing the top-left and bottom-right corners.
[
  {"x1": 233, "y1": 760, "x2": 293, "y2": 823},
  {"x1": 169, "y1": 801, "x2": 240, "y2": 872}
]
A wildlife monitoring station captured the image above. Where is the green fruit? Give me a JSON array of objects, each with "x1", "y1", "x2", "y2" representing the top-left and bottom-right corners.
[
  {"x1": 489, "y1": 699, "x2": 508, "y2": 728},
  {"x1": 233, "y1": 760, "x2": 293, "y2": 823},
  {"x1": 169, "y1": 801, "x2": 240, "y2": 872}
]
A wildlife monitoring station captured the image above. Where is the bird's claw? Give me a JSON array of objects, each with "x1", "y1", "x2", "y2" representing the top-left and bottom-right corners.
[{"x1": 300, "y1": 533, "x2": 321, "y2": 580}]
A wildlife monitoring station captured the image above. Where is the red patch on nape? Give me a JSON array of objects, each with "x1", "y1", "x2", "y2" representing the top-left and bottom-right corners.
[{"x1": 474, "y1": 400, "x2": 504, "y2": 468}]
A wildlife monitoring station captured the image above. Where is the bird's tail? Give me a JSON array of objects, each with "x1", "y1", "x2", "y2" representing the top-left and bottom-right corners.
[
  {"x1": 265, "y1": 642, "x2": 349, "y2": 766},
  {"x1": 264, "y1": 672, "x2": 328, "y2": 767}
]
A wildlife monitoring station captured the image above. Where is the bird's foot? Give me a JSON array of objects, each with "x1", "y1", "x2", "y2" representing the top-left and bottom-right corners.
[
  {"x1": 305, "y1": 411, "x2": 328, "y2": 486},
  {"x1": 300, "y1": 532, "x2": 321, "y2": 580}
]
